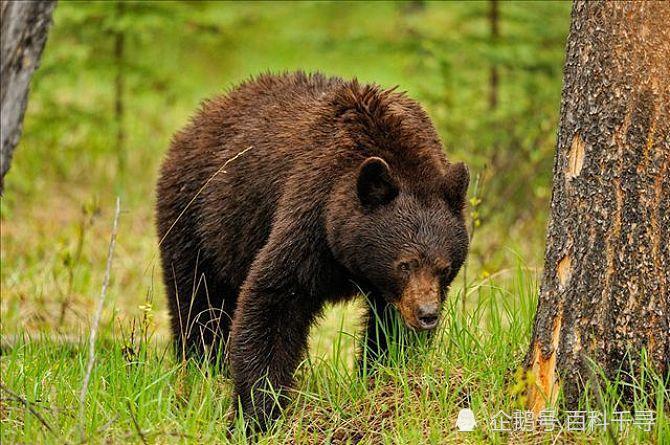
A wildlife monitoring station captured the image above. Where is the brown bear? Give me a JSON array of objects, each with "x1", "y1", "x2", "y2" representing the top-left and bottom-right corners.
[{"x1": 155, "y1": 71, "x2": 469, "y2": 430}]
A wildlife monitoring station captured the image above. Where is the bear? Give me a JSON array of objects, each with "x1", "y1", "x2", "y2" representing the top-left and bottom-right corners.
[{"x1": 155, "y1": 71, "x2": 470, "y2": 430}]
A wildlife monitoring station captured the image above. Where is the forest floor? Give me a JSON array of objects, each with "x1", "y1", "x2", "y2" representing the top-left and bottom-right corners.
[{"x1": 1, "y1": 229, "x2": 666, "y2": 444}]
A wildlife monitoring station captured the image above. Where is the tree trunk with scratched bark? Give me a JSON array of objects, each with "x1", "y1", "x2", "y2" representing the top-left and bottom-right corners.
[
  {"x1": 0, "y1": 0, "x2": 56, "y2": 193},
  {"x1": 526, "y1": 1, "x2": 669, "y2": 415}
]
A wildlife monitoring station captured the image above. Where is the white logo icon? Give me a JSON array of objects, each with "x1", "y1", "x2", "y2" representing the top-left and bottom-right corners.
[{"x1": 456, "y1": 408, "x2": 477, "y2": 432}]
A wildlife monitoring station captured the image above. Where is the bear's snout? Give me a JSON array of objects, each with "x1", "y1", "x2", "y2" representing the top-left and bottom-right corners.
[
  {"x1": 395, "y1": 271, "x2": 441, "y2": 331},
  {"x1": 416, "y1": 302, "x2": 439, "y2": 330}
]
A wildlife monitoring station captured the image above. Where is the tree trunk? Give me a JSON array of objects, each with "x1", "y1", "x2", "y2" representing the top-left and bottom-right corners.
[
  {"x1": 402, "y1": 0, "x2": 425, "y2": 15},
  {"x1": 0, "y1": 0, "x2": 56, "y2": 193},
  {"x1": 488, "y1": 0, "x2": 499, "y2": 111},
  {"x1": 526, "y1": 1, "x2": 669, "y2": 415},
  {"x1": 114, "y1": 0, "x2": 125, "y2": 171}
]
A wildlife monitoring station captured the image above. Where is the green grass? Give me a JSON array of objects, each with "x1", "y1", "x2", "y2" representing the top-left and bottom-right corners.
[{"x1": 1, "y1": 266, "x2": 667, "y2": 443}]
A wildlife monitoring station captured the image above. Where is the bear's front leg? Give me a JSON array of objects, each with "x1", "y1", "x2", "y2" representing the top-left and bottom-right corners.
[
  {"x1": 360, "y1": 295, "x2": 398, "y2": 370},
  {"x1": 229, "y1": 267, "x2": 321, "y2": 431},
  {"x1": 360, "y1": 294, "x2": 435, "y2": 372}
]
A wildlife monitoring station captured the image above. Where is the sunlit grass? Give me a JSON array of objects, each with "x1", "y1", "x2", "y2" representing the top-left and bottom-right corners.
[{"x1": 1, "y1": 265, "x2": 666, "y2": 444}]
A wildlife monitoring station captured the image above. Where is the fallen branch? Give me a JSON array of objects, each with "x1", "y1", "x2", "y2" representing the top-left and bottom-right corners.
[
  {"x1": 126, "y1": 400, "x2": 148, "y2": 445},
  {"x1": 0, "y1": 383, "x2": 55, "y2": 434}
]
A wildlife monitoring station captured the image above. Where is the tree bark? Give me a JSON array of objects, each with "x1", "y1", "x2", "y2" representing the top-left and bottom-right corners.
[
  {"x1": 527, "y1": 1, "x2": 669, "y2": 415},
  {"x1": 0, "y1": 0, "x2": 56, "y2": 193}
]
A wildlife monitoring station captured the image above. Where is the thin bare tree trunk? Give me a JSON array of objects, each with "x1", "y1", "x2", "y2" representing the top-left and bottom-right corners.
[
  {"x1": 114, "y1": 0, "x2": 125, "y2": 171},
  {"x1": 488, "y1": 0, "x2": 499, "y2": 111},
  {"x1": 527, "y1": 1, "x2": 670, "y2": 415},
  {"x1": 402, "y1": 0, "x2": 425, "y2": 15},
  {"x1": 0, "y1": 0, "x2": 56, "y2": 193}
]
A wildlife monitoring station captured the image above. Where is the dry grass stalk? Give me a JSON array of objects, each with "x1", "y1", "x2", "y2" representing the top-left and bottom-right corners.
[{"x1": 78, "y1": 197, "x2": 121, "y2": 432}]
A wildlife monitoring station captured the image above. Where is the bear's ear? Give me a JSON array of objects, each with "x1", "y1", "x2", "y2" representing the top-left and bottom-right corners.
[
  {"x1": 357, "y1": 157, "x2": 398, "y2": 209},
  {"x1": 443, "y1": 162, "x2": 469, "y2": 212}
]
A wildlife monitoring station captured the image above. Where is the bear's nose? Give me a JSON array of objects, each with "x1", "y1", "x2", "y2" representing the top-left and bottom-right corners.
[{"x1": 416, "y1": 303, "x2": 439, "y2": 330}]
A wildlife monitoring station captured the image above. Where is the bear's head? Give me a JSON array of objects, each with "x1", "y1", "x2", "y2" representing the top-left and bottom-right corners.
[{"x1": 328, "y1": 156, "x2": 469, "y2": 331}]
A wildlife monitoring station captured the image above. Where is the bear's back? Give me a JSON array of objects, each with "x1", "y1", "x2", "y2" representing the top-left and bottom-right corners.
[
  {"x1": 194, "y1": 72, "x2": 342, "y2": 145},
  {"x1": 156, "y1": 72, "x2": 347, "y2": 288}
]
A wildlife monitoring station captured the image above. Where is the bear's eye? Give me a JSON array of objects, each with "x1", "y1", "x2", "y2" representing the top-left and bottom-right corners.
[
  {"x1": 437, "y1": 263, "x2": 452, "y2": 278},
  {"x1": 398, "y1": 262, "x2": 411, "y2": 273},
  {"x1": 397, "y1": 259, "x2": 419, "y2": 273}
]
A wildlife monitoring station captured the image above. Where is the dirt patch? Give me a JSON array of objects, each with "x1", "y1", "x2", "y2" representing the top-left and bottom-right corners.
[{"x1": 285, "y1": 368, "x2": 463, "y2": 444}]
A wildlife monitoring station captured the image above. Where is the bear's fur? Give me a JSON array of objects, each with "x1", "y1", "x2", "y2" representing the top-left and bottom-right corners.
[{"x1": 156, "y1": 71, "x2": 469, "y2": 429}]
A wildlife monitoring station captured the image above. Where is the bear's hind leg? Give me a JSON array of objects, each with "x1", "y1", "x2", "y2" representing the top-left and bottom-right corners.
[
  {"x1": 164, "y1": 256, "x2": 238, "y2": 366},
  {"x1": 183, "y1": 277, "x2": 238, "y2": 366}
]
